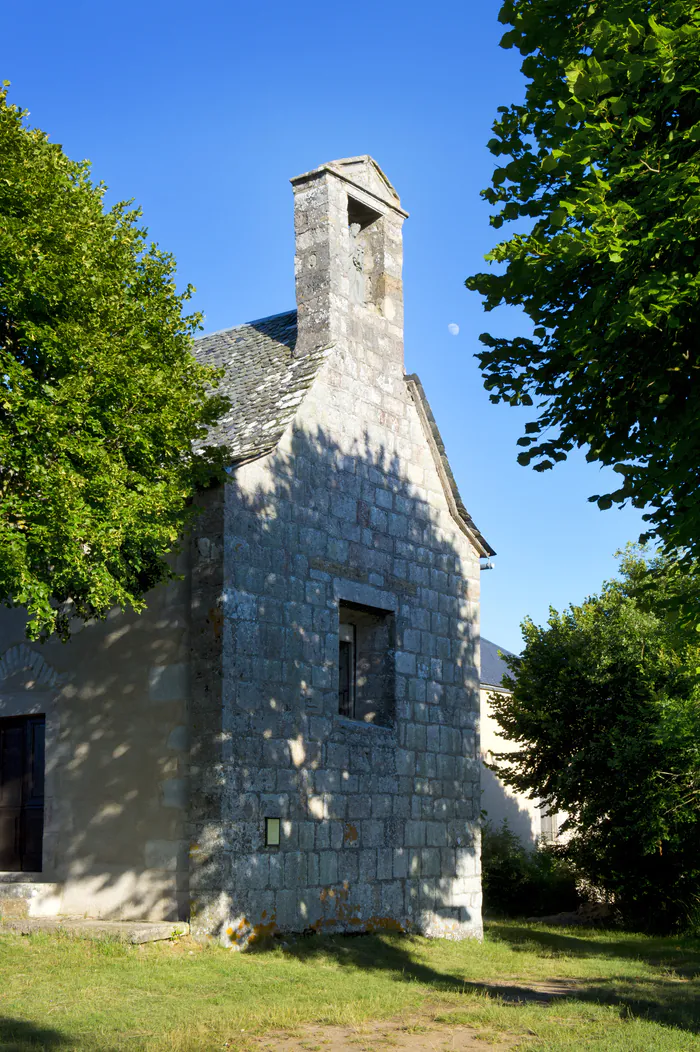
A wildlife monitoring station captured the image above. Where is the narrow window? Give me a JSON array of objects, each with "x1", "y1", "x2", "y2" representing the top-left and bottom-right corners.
[
  {"x1": 265, "y1": 817, "x2": 281, "y2": 847},
  {"x1": 338, "y1": 623, "x2": 356, "y2": 718},
  {"x1": 338, "y1": 601, "x2": 395, "y2": 726},
  {"x1": 0, "y1": 715, "x2": 45, "y2": 872}
]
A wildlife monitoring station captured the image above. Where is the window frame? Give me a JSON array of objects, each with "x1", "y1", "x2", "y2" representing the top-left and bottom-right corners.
[
  {"x1": 0, "y1": 714, "x2": 46, "y2": 873},
  {"x1": 337, "y1": 600, "x2": 395, "y2": 727}
]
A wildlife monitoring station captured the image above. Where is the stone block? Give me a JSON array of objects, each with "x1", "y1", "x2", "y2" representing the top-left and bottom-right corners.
[
  {"x1": 337, "y1": 850, "x2": 359, "y2": 884},
  {"x1": 330, "y1": 821, "x2": 344, "y2": 851},
  {"x1": 277, "y1": 768, "x2": 300, "y2": 793},
  {"x1": 372, "y1": 795, "x2": 393, "y2": 819},
  {"x1": 298, "y1": 822, "x2": 316, "y2": 851},
  {"x1": 326, "y1": 743, "x2": 350, "y2": 770},
  {"x1": 284, "y1": 852, "x2": 307, "y2": 888},
  {"x1": 315, "y1": 769, "x2": 341, "y2": 794},
  {"x1": 404, "y1": 820, "x2": 425, "y2": 847},
  {"x1": 319, "y1": 851, "x2": 338, "y2": 885},
  {"x1": 395, "y1": 651, "x2": 416, "y2": 676},
  {"x1": 359, "y1": 849, "x2": 377, "y2": 882},
  {"x1": 426, "y1": 822, "x2": 448, "y2": 848},
  {"x1": 380, "y1": 881, "x2": 404, "y2": 919},
  {"x1": 269, "y1": 854, "x2": 284, "y2": 888},
  {"x1": 361, "y1": 820, "x2": 385, "y2": 848},
  {"x1": 392, "y1": 848, "x2": 408, "y2": 879},
  {"x1": 275, "y1": 889, "x2": 303, "y2": 930},
  {"x1": 347, "y1": 795, "x2": 372, "y2": 820}
]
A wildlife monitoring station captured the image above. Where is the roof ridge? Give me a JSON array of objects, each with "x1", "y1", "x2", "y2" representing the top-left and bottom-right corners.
[
  {"x1": 481, "y1": 637, "x2": 516, "y2": 656},
  {"x1": 196, "y1": 309, "x2": 297, "y2": 342}
]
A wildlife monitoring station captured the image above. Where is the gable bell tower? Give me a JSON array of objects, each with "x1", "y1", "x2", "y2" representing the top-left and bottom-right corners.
[{"x1": 291, "y1": 157, "x2": 408, "y2": 374}]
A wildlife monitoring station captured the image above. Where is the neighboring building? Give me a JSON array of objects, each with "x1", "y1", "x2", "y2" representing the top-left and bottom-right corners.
[
  {"x1": 0, "y1": 157, "x2": 495, "y2": 944},
  {"x1": 480, "y1": 639, "x2": 562, "y2": 846}
]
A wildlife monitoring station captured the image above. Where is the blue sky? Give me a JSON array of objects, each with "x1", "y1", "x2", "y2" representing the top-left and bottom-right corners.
[{"x1": 2, "y1": 0, "x2": 644, "y2": 653}]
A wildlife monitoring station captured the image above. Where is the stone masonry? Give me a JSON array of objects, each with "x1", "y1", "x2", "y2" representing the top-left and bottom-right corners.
[{"x1": 189, "y1": 157, "x2": 494, "y2": 945}]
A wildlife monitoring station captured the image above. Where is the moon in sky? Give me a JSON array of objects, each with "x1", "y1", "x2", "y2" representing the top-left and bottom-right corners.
[{"x1": 447, "y1": 322, "x2": 460, "y2": 336}]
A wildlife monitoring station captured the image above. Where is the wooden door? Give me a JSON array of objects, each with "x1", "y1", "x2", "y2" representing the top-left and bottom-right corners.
[{"x1": 0, "y1": 716, "x2": 45, "y2": 871}]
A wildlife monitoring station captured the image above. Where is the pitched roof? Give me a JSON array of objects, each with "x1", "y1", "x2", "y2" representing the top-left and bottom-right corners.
[
  {"x1": 193, "y1": 314, "x2": 494, "y2": 557},
  {"x1": 480, "y1": 637, "x2": 517, "y2": 689},
  {"x1": 290, "y1": 157, "x2": 407, "y2": 217},
  {"x1": 192, "y1": 311, "x2": 330, "y2": 462}
]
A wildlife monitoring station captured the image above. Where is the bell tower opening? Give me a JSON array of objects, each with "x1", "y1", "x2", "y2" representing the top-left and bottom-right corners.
[{"x1": 347, "y1": 195, "x2": 383, "y2": 309}]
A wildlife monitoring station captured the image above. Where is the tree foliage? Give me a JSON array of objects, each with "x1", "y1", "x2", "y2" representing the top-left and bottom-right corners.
[
  {"x1": 467, "y1": 1, "x2": 700, "y2": 562},
  {"x1": 491, "y1": 551, "x2": 700, "y2": 931},
  {"x1": 0, "y1": 85, "x2": 229, "y2": 640}
]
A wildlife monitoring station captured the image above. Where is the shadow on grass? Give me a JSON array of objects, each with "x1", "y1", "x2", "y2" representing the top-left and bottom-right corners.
[
  {"x1": 0, "y1": 1016, "x2": 69, "y2": 1050},
  {"x1": 271, "y1": 931, "x2": 469, "y2": 994},
  {"x1": 269, "y1": 925, "x2": 700, "y2": 1036},
  {"x1": 487, "y1": 923, "x2": 700, "y2": 977},
  {"x1": 481, "y1": 924, "x2": 700, "y2": 1034}
]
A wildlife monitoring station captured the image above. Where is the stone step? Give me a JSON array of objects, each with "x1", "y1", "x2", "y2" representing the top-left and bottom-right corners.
[{"x1": 0, "y1": 917, "x2": 189, "y2": 944}]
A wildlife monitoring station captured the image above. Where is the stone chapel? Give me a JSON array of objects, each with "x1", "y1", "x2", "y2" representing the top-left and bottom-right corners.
[{"x1": 0, "y1": 157, "x2": 494, "y2": 945}]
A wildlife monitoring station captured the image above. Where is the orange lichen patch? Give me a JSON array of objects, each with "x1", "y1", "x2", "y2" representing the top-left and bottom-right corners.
[
  {"x1": 248, "y1": 917, "x2": 279, "y2": 943},
  {"x1": 343, "y1": 823, "x2": 358, "y2": 844},
  {"x1": 226, "y1": 912, "x2": 280, "y2": 949},
  {"x1": 313, "y1": 884, "x2": 408, "y2": 936},
  {"x1": 366, "y1": 915, "x2": 406, "y2": 932}
]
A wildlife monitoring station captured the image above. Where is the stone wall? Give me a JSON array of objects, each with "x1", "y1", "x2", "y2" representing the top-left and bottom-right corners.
[
  {"x1": 0, "y1": 553, "x2": 192, "y2": 922},
  {"x1": 195, "y1": 159, "x2": 483, "y2": 945}
]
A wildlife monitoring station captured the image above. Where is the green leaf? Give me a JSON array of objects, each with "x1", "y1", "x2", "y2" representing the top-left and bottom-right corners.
[
  {"x1": 0, "y1": 84, "x2": 230, "y2": 641},
  {"x1": 466, "y1": 0, "x2": 700, "y2": 569}
]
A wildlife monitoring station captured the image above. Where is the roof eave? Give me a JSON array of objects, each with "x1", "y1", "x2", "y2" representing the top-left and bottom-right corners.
[{"x1": 405, "y1": 374, "x2": 496, "y2": 559}]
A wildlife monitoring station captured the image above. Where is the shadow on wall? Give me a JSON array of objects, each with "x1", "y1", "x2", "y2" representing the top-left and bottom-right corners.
[
  {"x1": 191, "y1": 417, "x2": 483, "y2": 942},
  {"x1": 0, "y1": 534, "x2": 191, "y2": 922},
  {"x1": 1, "y1": 412, "x2": 481, "y2": 932},
  {"x1": 480, "y1": 767, "x2": 538, "y2": 849}
]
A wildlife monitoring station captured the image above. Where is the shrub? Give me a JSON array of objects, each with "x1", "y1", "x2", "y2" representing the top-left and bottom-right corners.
[{"x1": 481, "y1": 820, "x2": 579, "y2": 918}]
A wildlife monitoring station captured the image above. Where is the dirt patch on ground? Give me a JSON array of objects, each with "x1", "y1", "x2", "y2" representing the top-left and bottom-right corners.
[
  {"x1": 461, "y1": 978, "x2": 589, "y2": 1003},
  {"x1": 249, "y1": 1009, "x2": 516, "y2": 1052}
]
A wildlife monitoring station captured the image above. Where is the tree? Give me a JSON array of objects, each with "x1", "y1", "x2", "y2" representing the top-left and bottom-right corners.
[
  {"x1": 0, "y1": 85, "x2": 229, "y2": 640},
  {"x1": 490, "y1": 551, "x2": 700, "y2": 931},
  {"x1": 467, "y1": 1, "x2": 700, "y2": 564}
]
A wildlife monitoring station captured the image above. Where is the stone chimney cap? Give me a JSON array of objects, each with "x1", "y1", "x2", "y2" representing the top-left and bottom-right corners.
[{"x1": 291, "y1": 156, "x2": 409, "y2": 218}]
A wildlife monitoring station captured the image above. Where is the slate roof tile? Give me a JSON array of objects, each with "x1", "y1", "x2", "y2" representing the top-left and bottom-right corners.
[
  {"x1": 193, "y1": 311, "x2": 494, "y2": 557},
  {"x1": 192, "y1": 310, "x2": 330, "y2": 461},
  {"x1": 480, "y1": 637, "x2": 517, "y2": 689}
]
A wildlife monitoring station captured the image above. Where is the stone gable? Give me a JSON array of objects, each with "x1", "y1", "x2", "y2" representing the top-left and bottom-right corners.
[{"x1": 188, "y1": 156, "x2": 488, "y2": 944}]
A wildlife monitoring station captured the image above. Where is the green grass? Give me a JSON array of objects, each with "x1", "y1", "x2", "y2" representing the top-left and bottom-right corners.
[{"x1": 0, "y1": 922, "x2": 699, "y2": 1050}]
